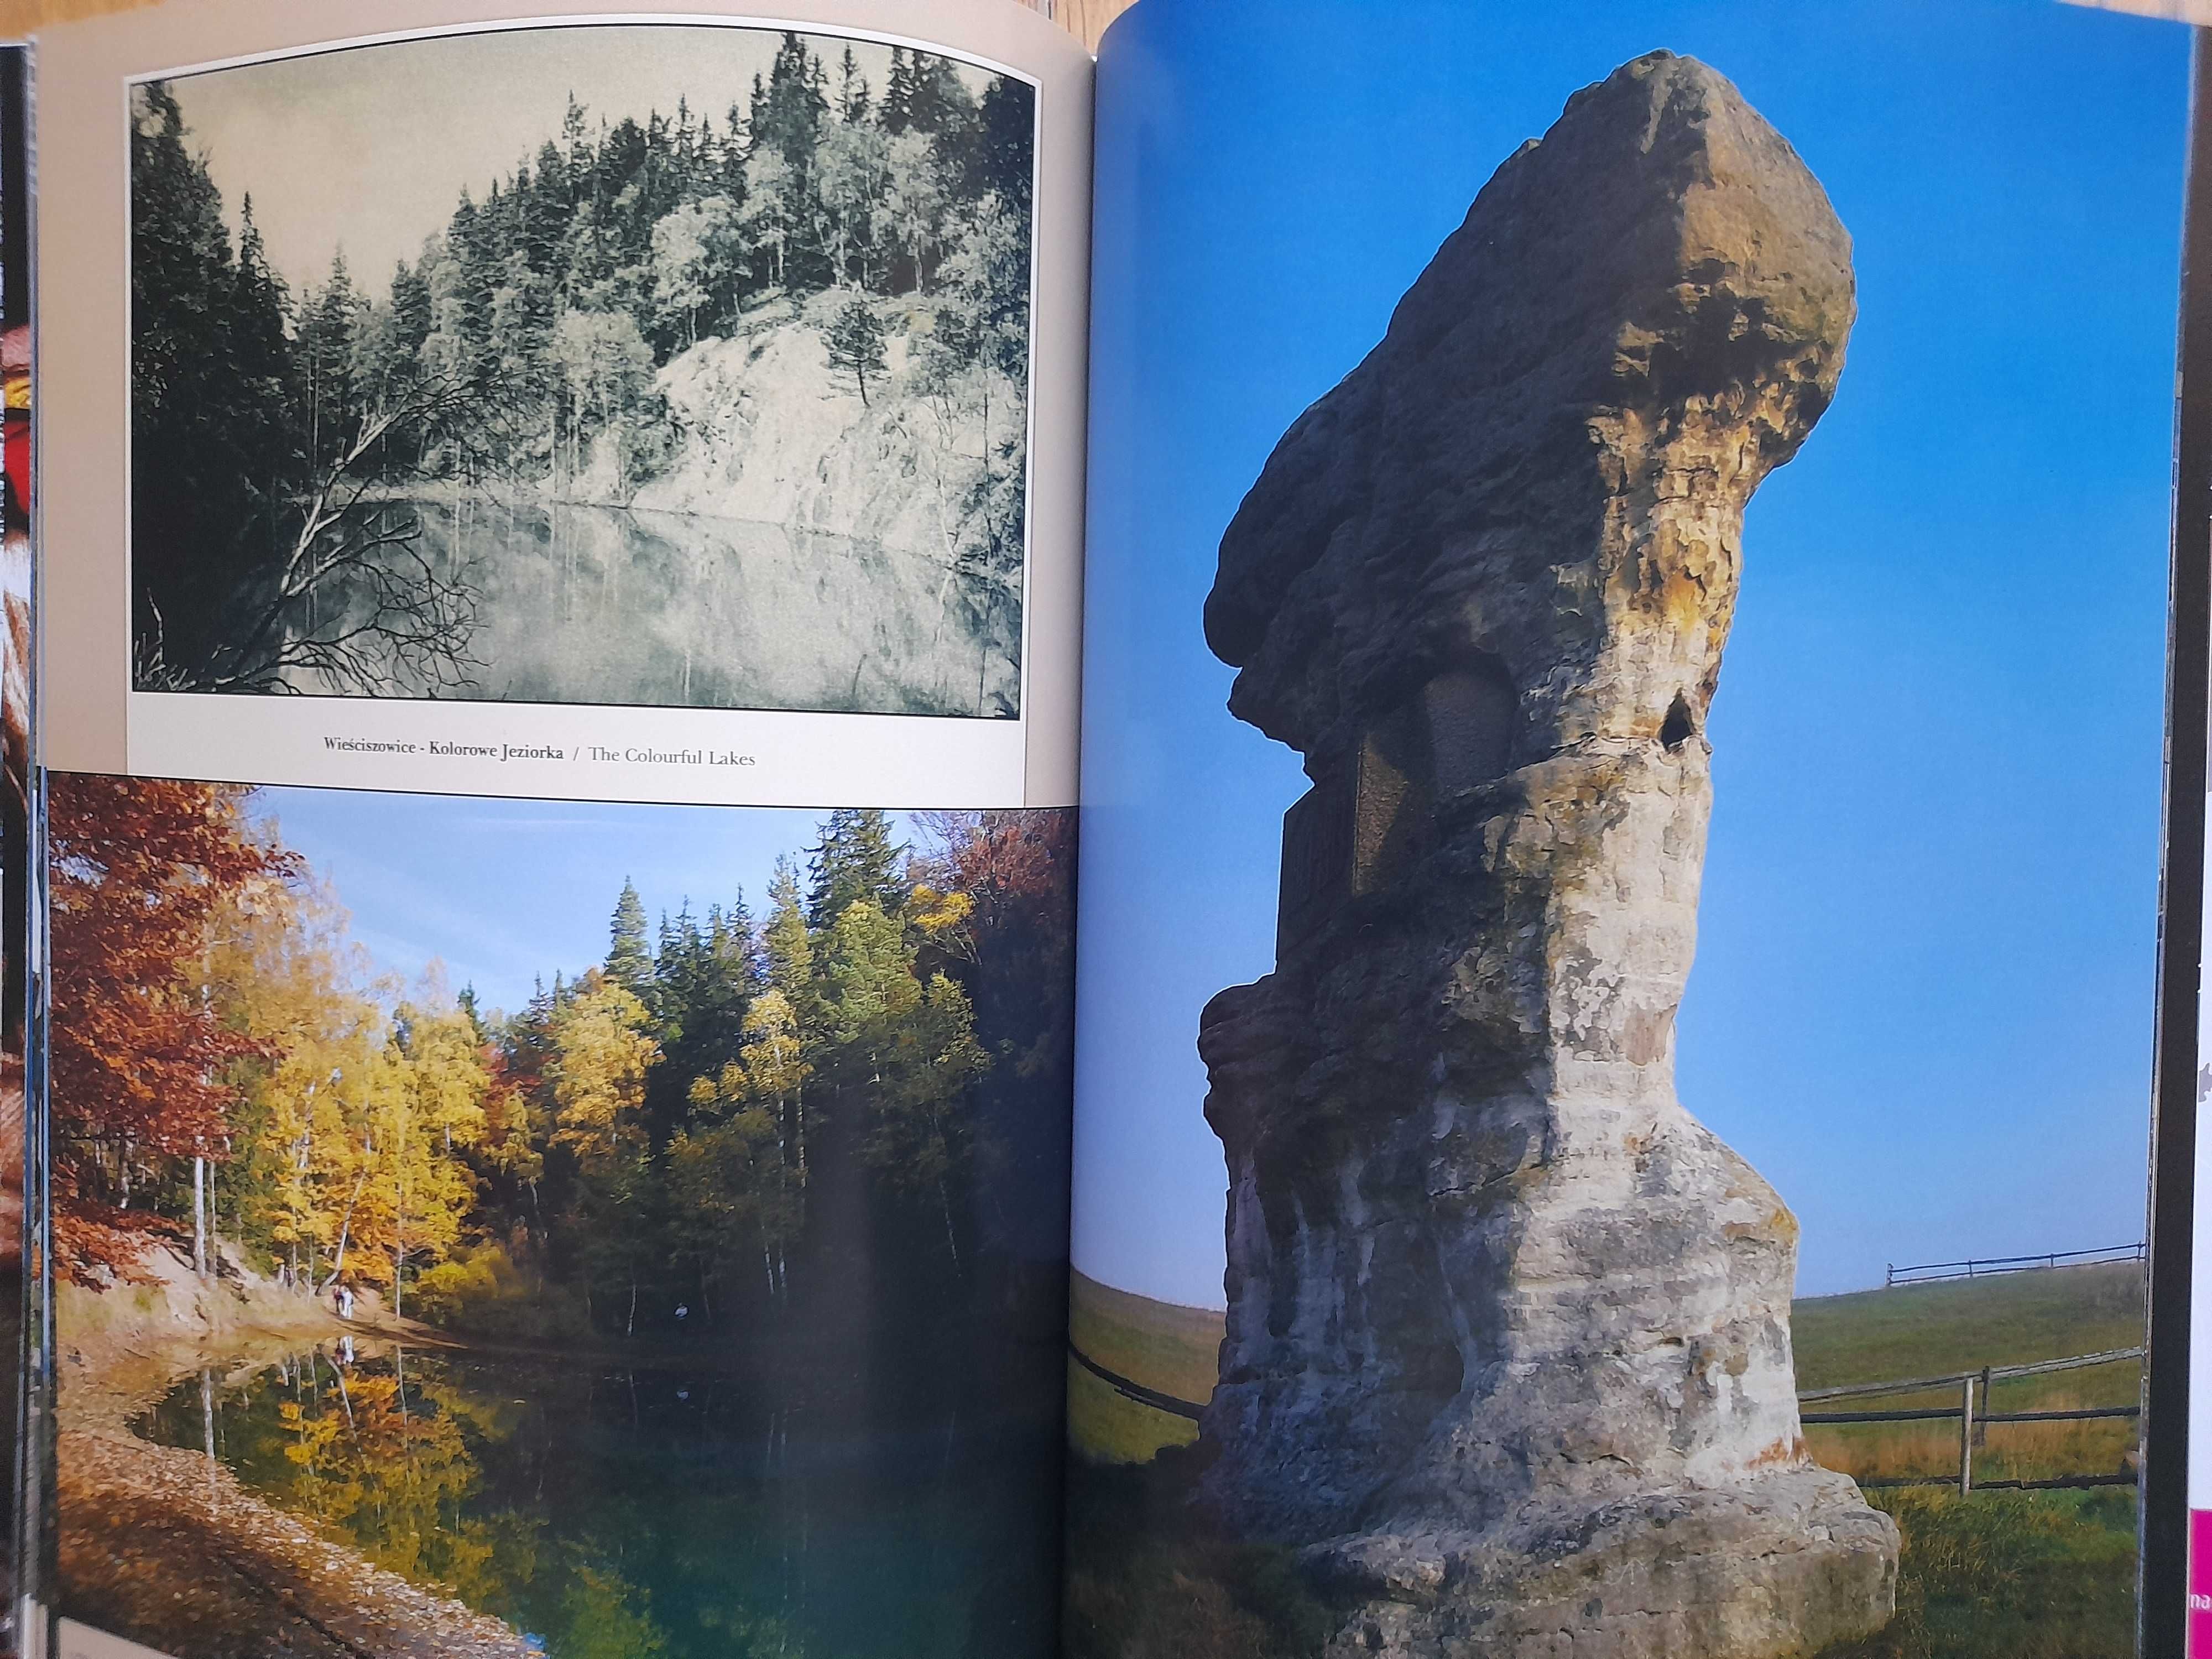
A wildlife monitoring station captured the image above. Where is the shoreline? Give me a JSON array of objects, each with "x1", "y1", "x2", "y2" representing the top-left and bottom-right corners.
[{"x1": 56, "y1": 1244, "x2": 538, "y2": 1659}]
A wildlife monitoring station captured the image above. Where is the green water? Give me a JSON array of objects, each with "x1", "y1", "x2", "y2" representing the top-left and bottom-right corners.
[{"x1": 143, "y1": 1344, "x2": 1059, "y2": 1659}]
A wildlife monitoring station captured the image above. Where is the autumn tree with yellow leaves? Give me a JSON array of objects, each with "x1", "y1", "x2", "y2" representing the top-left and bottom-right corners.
[{"x1": 52, "y1": 792, "x2": 1076, "y2": 1343}]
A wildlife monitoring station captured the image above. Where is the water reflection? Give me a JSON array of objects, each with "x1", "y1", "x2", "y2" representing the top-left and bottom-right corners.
[
  {"x1": 291, "y1": 499, "x2": 1022, "y2": 718},
  {"x1": 143, "y1": 1344, "x2": 1055, "y2": 1659}
]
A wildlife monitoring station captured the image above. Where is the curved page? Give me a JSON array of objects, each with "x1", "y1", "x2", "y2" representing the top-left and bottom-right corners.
[
  {"x1": 28, "y1": 3, "x2": 1090, "y2": 1657},
  {"x1": 1067, "y1": 5, "x2": 2179, "y2": 1656}
]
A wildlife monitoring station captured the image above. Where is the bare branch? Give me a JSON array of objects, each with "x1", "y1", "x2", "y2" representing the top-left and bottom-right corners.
[{"x1": 180, "y1": 372, "x2": 498, "y2": 698}]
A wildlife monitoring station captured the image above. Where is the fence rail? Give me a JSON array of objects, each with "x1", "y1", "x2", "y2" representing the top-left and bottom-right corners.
[
  {"x1": 1799, "y1": 1346, "x2": 2143, "y2": 1495},
  {"x1": 1885, "y1": 1243, "x2": 2146, "y2": 1287},
  {"x1": 1067, "y1": 1339, "x2": 2146, "y2": 1498},
  {"x1": 1798, "y1": 1345, "x2": 2143, "y2": 1404},
  {"x1": 1856, "y1": 1472, "x2": 2139, "y2": 1493},
  {"x1": 1068, "y1": 1341, "x2": 1207, "y2": 1422}
]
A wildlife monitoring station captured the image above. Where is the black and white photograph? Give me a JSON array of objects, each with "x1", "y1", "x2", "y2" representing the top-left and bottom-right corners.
[{"x1": 129, "y1": 23, "x2": 1037, "y2": 717}]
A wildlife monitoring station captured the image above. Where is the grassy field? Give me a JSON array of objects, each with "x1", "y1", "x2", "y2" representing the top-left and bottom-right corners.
[
  {"x1": 1069, "y1": 1260, "x2": 2147, "y2": 1479},
  {"x1": 1796, "y1": 1262, "x2": 2142, "y2": 1491},
  {"x1": 1794, "y1": 1265, "x2": 2143, "y2": 1657},
  {"x1": 1794, "y1": 1260, "x2": 2145, "y2": 1393},
  {"x1": 1066, "y1": 1271, "x2": 1223, "y2": 1464},
  {"x1": 1066, "y1": 1262, "x2": 2146, "y2": 1659}
]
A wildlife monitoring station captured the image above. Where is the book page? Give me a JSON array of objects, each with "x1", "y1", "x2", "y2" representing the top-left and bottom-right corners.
[
  {"x1": 1065, "y1": 3, "x2": 2180, "y2": 1655},
  {"x1": 27, "y1": 3, "x2": 1090, "y2": 1657},
  {"x1": 38, "y1": 0, "x2": 1088, "y2": 811}
]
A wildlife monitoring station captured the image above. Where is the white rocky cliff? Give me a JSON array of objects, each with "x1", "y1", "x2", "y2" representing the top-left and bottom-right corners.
[
  {"x1": 628, "y1": 289, "x2": 1024, "y2": 565},
  {"x1": 1196, "y1": 52, "x2": 1898, "y2": 1658}
]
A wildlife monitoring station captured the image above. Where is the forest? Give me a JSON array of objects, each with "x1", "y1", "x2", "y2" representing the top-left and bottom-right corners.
[
  {"x1": 49, "y1": 778, "x2": 1077, "y2": 1350},
  {"x1": 132, "y1": 32, "x2": 1036, "y2": 700}
]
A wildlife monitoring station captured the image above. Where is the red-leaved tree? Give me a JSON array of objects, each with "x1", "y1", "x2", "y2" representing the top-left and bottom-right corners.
[{"x1": 48, "y1": 775, "x2": 296, "y2": 1282}]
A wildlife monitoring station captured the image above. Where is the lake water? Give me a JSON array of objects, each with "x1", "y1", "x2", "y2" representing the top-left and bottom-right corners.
[
  {"x1": 142, "y1": 1344, "x2": 1060, "y2": 1659},
  {"x1": 292, "y1": 498, "x2": 1022, "y2": 718}
]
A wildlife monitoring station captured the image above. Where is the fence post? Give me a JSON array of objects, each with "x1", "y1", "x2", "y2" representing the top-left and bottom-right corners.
[
  {"x1": 1974, "y1": 1368, "x2": 1991, "y2": 1448},
  {"x1": 1959, "y1": 1376, "x2": 1975, "y2": 1495}
]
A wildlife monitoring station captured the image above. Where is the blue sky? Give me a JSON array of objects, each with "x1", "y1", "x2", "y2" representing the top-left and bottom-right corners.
[
  {"x1": 1070, "y1": 0, "x2": 2189, "y2": 1306},
  {"x1": 253, "y1": 787, "x2": 831, "y2": 1019}
]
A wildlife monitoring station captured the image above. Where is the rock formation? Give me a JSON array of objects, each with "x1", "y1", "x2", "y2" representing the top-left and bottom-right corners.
[{"x1": 1196, "y1": 51, "x2": 1897, "y2": 1658}]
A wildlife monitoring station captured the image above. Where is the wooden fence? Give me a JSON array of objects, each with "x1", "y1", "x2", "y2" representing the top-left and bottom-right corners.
[
  {"x1": 1071, "y1": 1336, "x2": 2141, "y2": 1504},
  {"x1": 1072, "y1": 1340, "x2": 2146, "y2": 1496},
  {"x1": 1799, "y1": 1346, "x2": 2144, "y2": 1493},
  {"x1": 1068, "y1": 1340, "x2": 1205, "y2": 1421},
  {"x1": 1884, "y1": 1242, "x2": 2146, "y2": 1287}
]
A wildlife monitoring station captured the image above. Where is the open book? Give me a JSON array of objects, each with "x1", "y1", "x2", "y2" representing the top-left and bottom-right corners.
[{"x1": 4, "y1": 1, "x2": 2203, "y2": 1656}]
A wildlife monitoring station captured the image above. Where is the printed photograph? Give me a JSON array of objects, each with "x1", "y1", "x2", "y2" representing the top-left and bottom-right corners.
[
  {"x1": 129, "y1": 24, "x2": 1036, "y2": 717},
  {"x1": 1064, "y1": 6, "x2": 2180, "y2": 1659},
  {"x1": 47, "y1": 776, "x2": 1077, "y2": 1658}
]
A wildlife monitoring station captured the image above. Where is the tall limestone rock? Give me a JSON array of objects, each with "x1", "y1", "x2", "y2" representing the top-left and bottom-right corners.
[{"x1": 1196, "y1": 52, "x2": 1898, "y2": 1658}]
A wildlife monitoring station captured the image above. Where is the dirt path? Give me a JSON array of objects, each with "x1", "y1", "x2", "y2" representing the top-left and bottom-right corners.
[{"x1": 55, "y1": 1247, "x2": 536, "y2": 1659}]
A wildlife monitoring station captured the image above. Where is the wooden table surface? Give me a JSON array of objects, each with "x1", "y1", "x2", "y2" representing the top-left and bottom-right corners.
[
  {"x1": 1049, "y1": 0, "x2": 1135, "y2": 49},
  {"x1": 0, "y1": 0, "x2": 1135, "y2": 50}
]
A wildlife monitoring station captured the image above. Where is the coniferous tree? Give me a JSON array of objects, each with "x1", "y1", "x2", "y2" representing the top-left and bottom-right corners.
[
  {"x1": 227, "y1": 195, "x2": 301, "y2": 552},
  {"x1": 823, "y1": 296, "x2": 887, "y2": 406},
  {"x1": 753, "y1": 35, "x2": 827, "y2": 169},
  {"x1": 230, "y1": 196, "x2": 295, "y2": 414},
  {"x1": 764, "y1": 857, "x2": 814, "y2": 1006},
  {"x1": 606, "y1": 879, "x2": 654, "y2": 994},
  {"x1": 521, "y1": 143, "x2": 572, "y2": 278},
  {"x1": 389, "y1": 258, "x2": 434, "y2": 362},
  {"x1": 817, "y1": 898, "x2": 985, "y2": 1274},
  {"x1": 837, "y1": 46, "x2": 871, "y2": 124},
  {"x1": 882, "y1": 48, "x2": 917, "y2": 134},
  {"x1": 444, "y1": 191, "x2": 502, "y2": 392},
  {"x1": 131, "y1": 45, "x2": 1037, "y2": 711},
  {"x1": 654, "y1": 895, "x2": 758, "y2": 1071},
  {"x1": 560, "y1": 96, "x2": 591, "y2": 197},
  {"x1": 130, "y1": 83, "x2": 298, "y2": 682},
  {"x1": 969, "y1": 77, "x2": 1036, "y2": 215},
  {"x1": 298, "y1": 251, "x2": 365, "y2": 467},
  {"x1": 641, "y1": 896, "x2": 755, "y2": 1144},
  {"x1": 805, "y1": 808, "x2": 906, "y2": 927},
  {"x1": 900, "y1": 54, "x2": 976, "y2": 144}
]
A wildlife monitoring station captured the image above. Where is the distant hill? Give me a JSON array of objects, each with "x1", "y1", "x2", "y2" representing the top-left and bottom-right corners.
[
  {"x1": 1069, "y1": 1270, "x2": 1223, "y2": 1401},
  {"x1": 1066, "y1": 1271, "x2": 1222, "y2": 1464},
  {"x1": 1793, "y1": 1261, "x2": 2143, "y2": 1395}
]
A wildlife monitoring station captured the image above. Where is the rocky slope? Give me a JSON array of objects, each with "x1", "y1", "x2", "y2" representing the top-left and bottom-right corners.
[{"x1": 618, "y1": 290, "x2": 1022, "y2": 565}]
